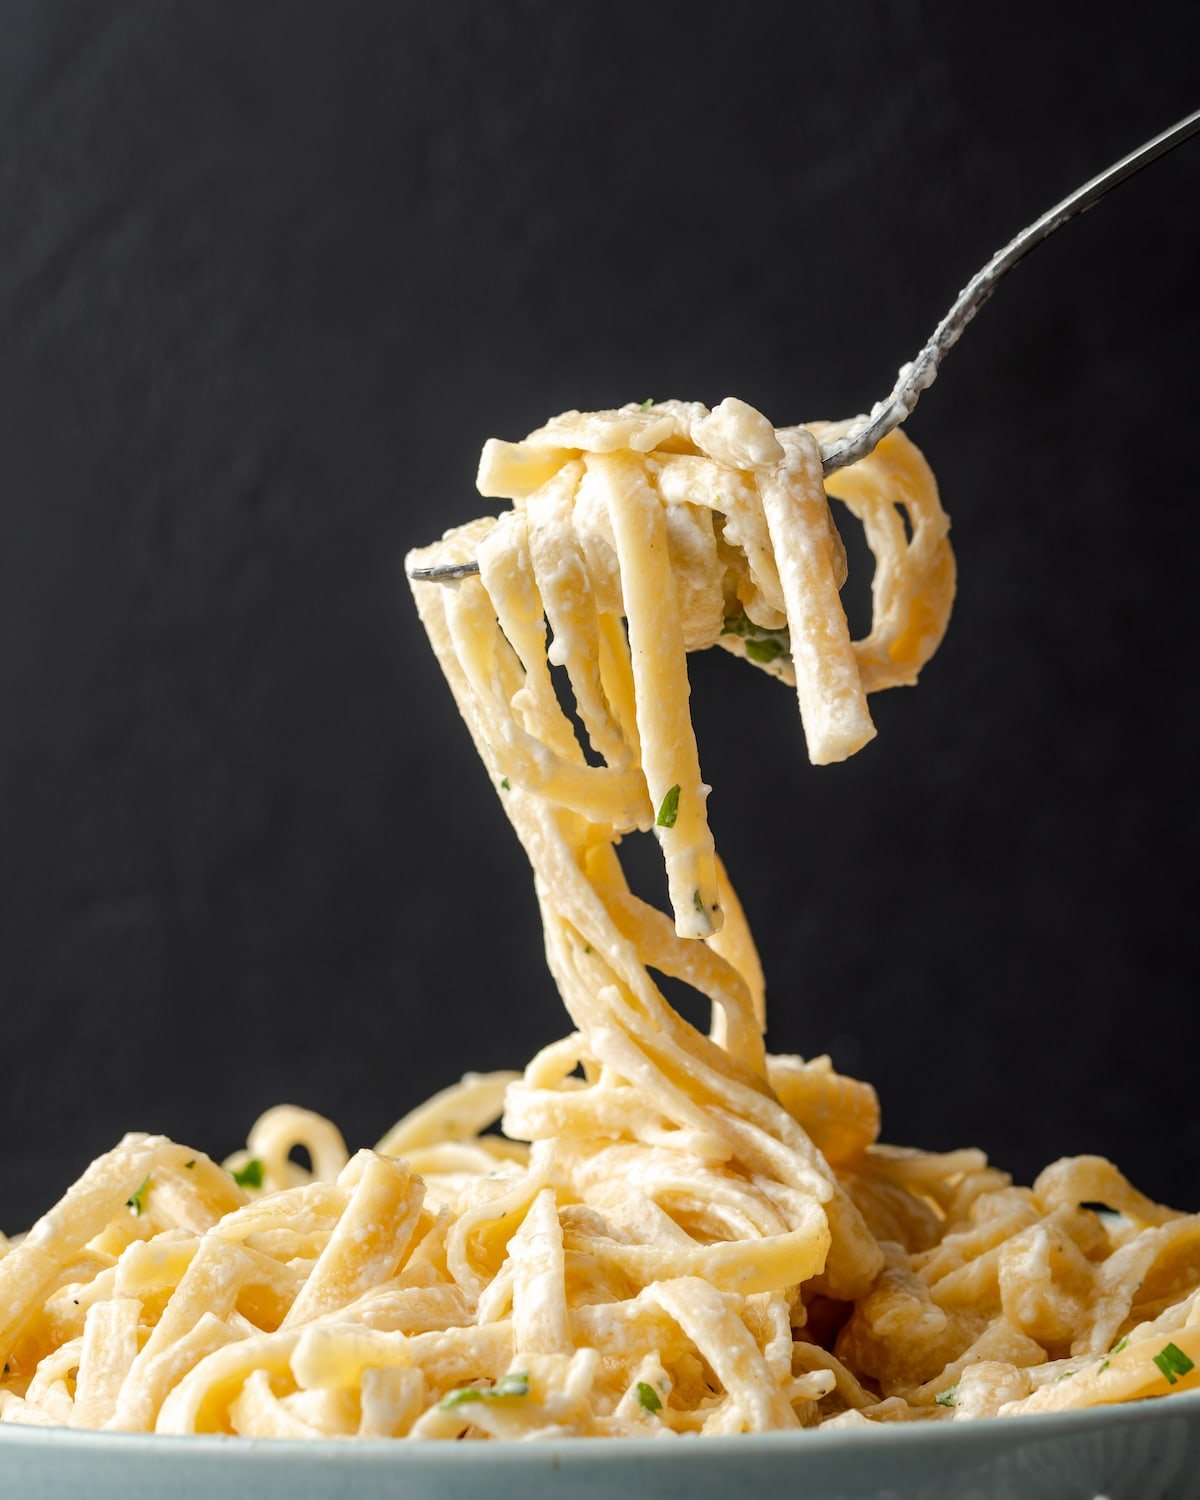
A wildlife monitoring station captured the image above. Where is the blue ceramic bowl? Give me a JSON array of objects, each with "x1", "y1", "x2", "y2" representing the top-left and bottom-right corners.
[{"x1": 3, "y1": 1393, "x2": 1199, "y2": 1500}]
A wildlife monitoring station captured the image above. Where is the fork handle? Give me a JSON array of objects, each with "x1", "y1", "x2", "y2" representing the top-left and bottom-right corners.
[
  {"x1": 409, "y1": 109, "x2": 1200, "y2": 584},
  {"x1": 819, "y1": 106, "x2": 1200, "y2": 476}
]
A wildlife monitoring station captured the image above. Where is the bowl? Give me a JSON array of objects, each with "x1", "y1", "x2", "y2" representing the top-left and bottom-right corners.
[{"x1": 3, "y1": 1392, "x2": 1199, "y2": 1500}]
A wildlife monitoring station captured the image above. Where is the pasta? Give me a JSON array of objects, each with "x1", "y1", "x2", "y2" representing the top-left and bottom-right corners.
[{"x1": 2, "y1": 397, "x2": 1196, "y2": 1441}]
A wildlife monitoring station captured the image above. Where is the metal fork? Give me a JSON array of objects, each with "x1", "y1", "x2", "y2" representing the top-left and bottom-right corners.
[{"x1": 409, "y1": 107, "x2": 1200, "y2": 585}]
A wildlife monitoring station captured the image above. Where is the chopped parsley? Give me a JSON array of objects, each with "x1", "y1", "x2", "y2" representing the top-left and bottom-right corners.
[
  {"x1": 232, "y1": 1159, "x2": 265, "y2": 1190},
  {"x1": 500, "y1": 777, "x2": 511, "y2": 790},
  {"x1": 744, "y1": 635, "x2": 788, "y2": 665},
  {"x1": 1095, "y1": 1334, "x2": 1136, "y2": 1377},
  {"x1": 656, "y1": 784, "x2": 680, "y2": 829},
  {"x1": 439, "y1": 1371, "x2": 530, "y2": 1410},
  {"x1": 693, "y1": 889, "x2": 705, "y2": 914},
  {"x1": 638, "y1": 398, "x2": 654, "y2": 411},
  {"x1": 126, "y1": 1177, "x2": 150, "y2": 1217},
  {"x1": 722, "y1": 612, "x2": 792, "y2": 667},
  {"x1": 636, "y1": 1381, "x2": 662, "y2": 1414},
  {"x1": 184, "y1": 1160, "x2": 196, "y2": 1170},
  {"x1": 583, "y1": 943, "x2": 593, "y2": 954},
  {"x1": 934, "y1": 1385, "x2": 957, "y2": 1408},
  {"x1": 1152, "y1": 1343, "x2": 1195, "y2": 1385}
]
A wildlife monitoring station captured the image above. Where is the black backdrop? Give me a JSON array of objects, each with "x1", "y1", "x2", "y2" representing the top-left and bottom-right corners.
[{"x1": 1, "y1": 1, "x2": 1197, "y2": 1232}]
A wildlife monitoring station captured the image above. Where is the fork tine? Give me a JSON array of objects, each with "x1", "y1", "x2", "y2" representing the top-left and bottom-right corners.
[{"x1": 407, "y1": 560, "x2": 482, "y2": 582}]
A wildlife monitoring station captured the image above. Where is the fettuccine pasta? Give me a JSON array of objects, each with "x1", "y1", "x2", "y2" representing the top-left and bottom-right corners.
[{"x1": 2, "y1": 398, "x2": 1195, "y2": 1441}]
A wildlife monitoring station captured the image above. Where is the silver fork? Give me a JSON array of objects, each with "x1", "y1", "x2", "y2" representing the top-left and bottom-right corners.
[{"x1": 409, "y1": 107, "x2": 1200, "y2": 585}]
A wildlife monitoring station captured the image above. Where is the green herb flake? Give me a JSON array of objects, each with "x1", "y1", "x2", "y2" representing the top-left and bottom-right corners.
[
  {"x1": 1152, "y1": 1343, "x2": 1195, "y2": 1385},
  {"x1": 232, "y1": 1159, "x2": 265, "y2": 1190},
  {"x1": 500, "y1": 777, "x2": 511, "y2": 790},
  {"x1": 126, "y1": 1176, "x2": 151, "y2": 1217},
  {"x1": 184, "y1": 1159, "x2": 196, "y2": 1169},
  {"x1": 1112, "y1": 1336, "x2": 1130, "y2": 1355},
  {"x1": 439, "y1": 1371, "x2": 530, "y2": 1410},
  {"x1": 744, "y1": 636, "x2": 787, "y2": 665},
  {"x1": 1054, "y1": 1369, "x2": 1076, "y2": 1383},
  {"x1": 636, "y1": 1381, "x2": 662, "y2": 1414},
  {"x1": 721, "y1": 612, "x2": 774, "y2": 641},
  {"x1": 583, "y1": 943, "x2": 593, "y2": 955},
  {"x1": 638, "y1": 398, "x2": 654, "y2": 411},
  {"x1": 1097, "y1": 1360, "x2": 1110, "y2": 1375},
  {"x1": 693, "y1": 889, "x2": 705, "y2": 914},
  {"x1": 656, "y1": 784, "x2": 681, "y2": 829},
  {"x1": 934, "y1": 1385, "x2": 957, "y2": 1408},
  {"x1": 722, "y1": 612, "x2": 791, "y2": 664}
]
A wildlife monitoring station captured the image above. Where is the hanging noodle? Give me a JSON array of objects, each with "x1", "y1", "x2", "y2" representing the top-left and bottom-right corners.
[{"x1": 2, "y1": 398, "x2": 1196, "y2": 1440}]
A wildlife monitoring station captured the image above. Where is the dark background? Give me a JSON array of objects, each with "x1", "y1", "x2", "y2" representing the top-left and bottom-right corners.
[{"x1": 1, "y1": 1, "x2": 1197, "y2": 1231}]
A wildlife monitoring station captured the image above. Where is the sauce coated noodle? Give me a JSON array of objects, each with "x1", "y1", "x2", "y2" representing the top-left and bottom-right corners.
[{"x1": 2, "y1": 398, "x2": 1195, "y2": 1439}]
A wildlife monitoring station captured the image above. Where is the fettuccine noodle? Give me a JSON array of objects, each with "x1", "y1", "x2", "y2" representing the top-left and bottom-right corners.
[{"x1": 2, "y1": 398, "x2": 1196, "y2": 1440}]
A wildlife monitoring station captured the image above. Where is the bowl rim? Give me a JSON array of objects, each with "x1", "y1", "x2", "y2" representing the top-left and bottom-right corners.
[{"x1": 1, "y1": 1387, "x2": 1198, "y2": 1466}]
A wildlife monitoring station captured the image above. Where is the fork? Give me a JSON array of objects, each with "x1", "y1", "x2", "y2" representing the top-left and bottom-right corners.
[{"x1": 409, "y1": 107, "x2": 1200, "y2": 585}]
